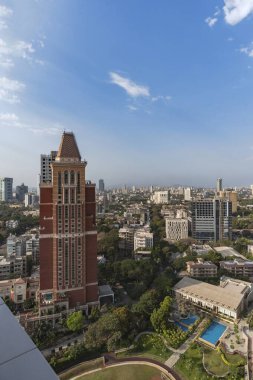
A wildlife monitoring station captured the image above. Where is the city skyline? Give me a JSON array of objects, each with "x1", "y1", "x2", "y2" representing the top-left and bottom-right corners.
[{"x1": 1, "y1": 1, "x2": 253, "y2": 187}]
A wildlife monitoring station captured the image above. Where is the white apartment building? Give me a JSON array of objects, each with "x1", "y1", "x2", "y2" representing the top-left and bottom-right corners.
[
  {"x1": 119, "y1": 226, "x2": 136, "y2": 251},
  {"x1": 7, "y1": 234, "x2": 26, "y2": 258},
  {"x1": 184, "y1": 187, "x2": 192, "y2": 201},
  {"x1": 26, "y1": 235, "x2": 40, "y2": 264},
  {"x1": 152, "y1": 190, "x2": 169, "y2": 204},
  {"x1": 186, "y1": 259, "x2": 217, "y2": 277},
  {"x1": 165, "y1": 218, "x2": 188, "y2": 241},
  {"x1": 0, "y1": 177, "x2": 13, "y2": 202},
  {"x1": 25, "y1": 193, "x2": 39, "y2": 207},
  {"x1": 134, "y1": 230, "x2": 153, "y2": 251}
]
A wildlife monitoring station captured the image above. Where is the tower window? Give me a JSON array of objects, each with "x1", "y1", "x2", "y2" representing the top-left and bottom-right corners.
[
  {"x1": 64, "y1": 170, "x2": 68, "y2": 185},
  {"x1": 70, "y1": 170, "x2": 75, "y2": 185}
]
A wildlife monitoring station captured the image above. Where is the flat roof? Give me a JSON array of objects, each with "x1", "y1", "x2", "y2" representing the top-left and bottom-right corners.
[
  {"x1": 173, "y1": 277, "x2": 247, "y2": 311},
  {"x1": 214, "y1": 246, "x2": 246, "y2": 260}
]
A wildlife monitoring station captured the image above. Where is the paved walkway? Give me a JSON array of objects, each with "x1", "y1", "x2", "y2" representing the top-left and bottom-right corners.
[
  {"x1": 165, "y1": 330, "x2": 199, "y2": 368},
  {"x1": 41, "y1": 332, "x2": 84, "y2": 357}
]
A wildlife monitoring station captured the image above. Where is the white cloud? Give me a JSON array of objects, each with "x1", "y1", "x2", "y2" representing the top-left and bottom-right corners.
[
  {"x1": 0, "y1": 5, "x2": 12, "y2": 17},
  {"x1": 205, "y1": 17, "x2": 218, "y2": 27},
  {"x1": 0, "y1": 38, "x2": 35, "y2": 66},
  {"x1": 0, "y1": 20, "x2": 7, "y2": 30},
  {"x1": 127, "y1": 105, "x2": 138, "y2": 111},
  {"x1": 0, "y1": 5, "x2": 12, "y2": 30},
  {"x1": 223, "y1": 0, "x2": 253, "y2": 25},
  {"x1": 15, "y1": 40, "x2": 35, "y2": 59},
  {"x1": 109, "y1": 72, "x2": 150, "y2": 98},
  {"x1": 0, "y1": 112, "x2": 62, "y2": 135},
  {"x1": 240, "y1": 43, "x2": 253, "y2": 57},
  {"x1": 0, "y1": 76, "x2": 25, "y2": 103},
  {"x1": 0, "y1": 113, "x2": 19, "y2": 122},
  {"x1": 151, "y1": 95, "x2": 172, "y2": 103},
  {"x1": 0, "y1": 58, "x2": 14, "y2": 69}
]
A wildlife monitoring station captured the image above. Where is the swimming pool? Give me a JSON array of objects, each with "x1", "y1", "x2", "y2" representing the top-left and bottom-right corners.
[
  {"x1": 200, "y1": 321, "x2": 227, "y2": 346},
  {"x1": 175, "y1": 321, "x2": 188, "y2": 332},
  {"x1": 181, "y1": 315, "x2": 198, "y2": 326},
  {"x1": 174, "y1": 315, "x2": 198, "y2": 331}
]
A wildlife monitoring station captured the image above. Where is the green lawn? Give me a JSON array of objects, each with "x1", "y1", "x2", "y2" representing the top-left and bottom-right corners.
[
  {"x1": 117, "y1": 333, "x2": 171, "y2": 363},
  {"x1": 175, "y1": 343, "x2": 213, "y2": 380},
  {"x1": 76, "y1": 364, "x2": 163, "y2": 380},
  {"x1": 203, "y1": 348, "x2": 229, "y2": 377},
  {"x1": 174, "y1": 343, "x2": 245, "y2": 380},
  {"x1": 222, "y1": 351, "x2": 246, "y2": 367}
]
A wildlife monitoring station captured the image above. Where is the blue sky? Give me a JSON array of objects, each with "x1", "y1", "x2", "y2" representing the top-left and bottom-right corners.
[{"x1": 1, "y1": 0, "x2": 253, "y2": 188}]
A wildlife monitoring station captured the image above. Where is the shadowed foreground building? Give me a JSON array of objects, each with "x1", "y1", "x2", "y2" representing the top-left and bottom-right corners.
[
  {"x1": 39, "y1": 132, "x2": 99, "y2": 315},
  {"x1": 0, "y1": 297, "x2": 58, "y2": 380}
]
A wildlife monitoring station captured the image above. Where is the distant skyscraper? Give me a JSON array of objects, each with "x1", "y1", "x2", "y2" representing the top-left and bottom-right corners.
[
  {"x1": 191, "y1": 198, "x2": 232, "y2": 242},
  {"x1": 39, "y1": 132, "x2": 98, "y2": 313},
  {"x1": 98, "y1": 179, "x2": 105, "y2": 192},
  {"x1": 16, "y1": 183, "x2": 28, "y2": 202},
  {"x1": 216, "y1": 178, "x2": 223, "y2": 193},
  {"x1": 40, "y1": 151, "x2": 57, "y2": 183},
  {"x1": 0, "y1": 177, "x2": 13, "y2": 202}
]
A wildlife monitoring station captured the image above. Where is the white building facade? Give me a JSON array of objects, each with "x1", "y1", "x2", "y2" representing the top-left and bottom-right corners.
[
  {"x1": 165, "y1": 218, "x2": 188, "y2": 241},
  {"x1": 134, "y1": 230, "x2": 153, "y2": 251},
  {"x1": 152, "y1": 191, "x2": 169, "y2": 204}
]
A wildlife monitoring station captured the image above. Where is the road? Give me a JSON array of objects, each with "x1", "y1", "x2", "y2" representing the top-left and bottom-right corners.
[{"x1": 41, "y1": 332, "x2": 84, "y2": 357}]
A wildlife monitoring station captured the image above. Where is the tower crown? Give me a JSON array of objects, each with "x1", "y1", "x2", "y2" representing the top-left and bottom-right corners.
[{"x1": 56, "y1": 132, "x2": 81, "y2": 162}]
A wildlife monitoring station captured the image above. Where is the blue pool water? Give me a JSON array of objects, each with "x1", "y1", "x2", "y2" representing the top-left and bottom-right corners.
[
  {"x1": 174, "y1": 315, "x2": 199, "y2": 332},
  {"x1": 181, "y1": 315, "x2": 198, "y2": 326},
  {"x1": 175, "y1": 321, "x2": 188, "y2": 332},
  {"x1": 200, "y1": 321, "x2": 227, "y2": 345}
]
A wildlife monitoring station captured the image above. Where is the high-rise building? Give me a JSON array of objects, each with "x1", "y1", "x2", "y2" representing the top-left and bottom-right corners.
[
  {"x1": 40, "y1": 151, "x2": 57, "y2": 183},
  {"x1": 39, "y1": 132, "x2": 98, "y2": 314},
  {"x1": 191, "y1": 198, "x2": 232, "y2": 242},
  {"x1": 98, "y1": 179, "x2": 105, "y2": 192},
  {"x1": 16, "y1": 183, "x2": 28, "y2": 202},
  {"x1": 216, "y1": 178, "x2": 223, "y2": 193},
  {"x1": 184, "y1": 187, "x2": 192, "y2": 201},
  {"x1": 0, "y1": 178, "x2": 13, "y2": 202}
]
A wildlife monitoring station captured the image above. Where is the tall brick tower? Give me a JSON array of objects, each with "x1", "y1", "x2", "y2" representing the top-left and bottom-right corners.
[{"x1": 39, "y1": 132, "x2": 98, "y2": 314}]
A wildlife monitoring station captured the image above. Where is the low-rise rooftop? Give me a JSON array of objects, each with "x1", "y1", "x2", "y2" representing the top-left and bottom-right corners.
[{"x1": 173, "y1": 276, "x2": 248, "y2": 311}]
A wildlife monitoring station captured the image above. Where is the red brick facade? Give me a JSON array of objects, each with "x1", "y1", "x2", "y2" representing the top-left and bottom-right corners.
[{"x1": 39, "y1": 133, "x2": 98, "y2": 309}]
